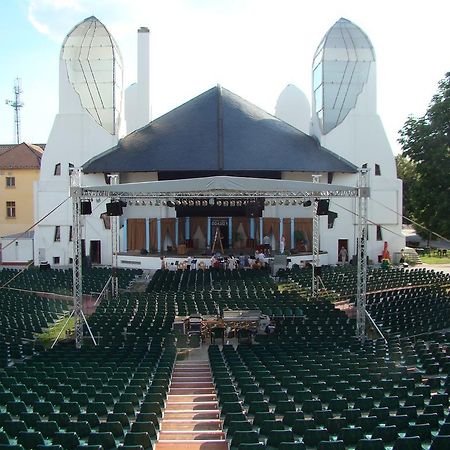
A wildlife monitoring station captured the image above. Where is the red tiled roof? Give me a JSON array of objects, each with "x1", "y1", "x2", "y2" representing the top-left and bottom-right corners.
[{"x1": 0, "y1": 142, "x2": 44, "y2": 169}]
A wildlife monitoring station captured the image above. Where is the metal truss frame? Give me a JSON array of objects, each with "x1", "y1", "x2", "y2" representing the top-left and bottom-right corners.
[
  {"x1": 108, "y1": 174, "x2": 120, "y2": 299},
  {"x1": 71, "y1": 173, "x2": 369, "y2": 346},
  {"x1": 356, "y1": 168, "x2": 369, "y2": 342},
  {"x1": 70, "y1": 169, "x2": 97, "y2": 349},
  {"x1": 311, "y1": 175, "x2": 321, "y2": 298}
]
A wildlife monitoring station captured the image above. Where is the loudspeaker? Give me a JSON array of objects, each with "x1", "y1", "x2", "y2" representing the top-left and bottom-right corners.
[
  {"x1": 80, "y1": 200, "x2": 92, "y2": 215},
  {"x1": 317, "y1": 199, "x2": 329, "y2": 215},
  {"x1": 106, "y1": 201, "x2": 123, "y2": 216},
  {"x1": 327, "y1": 211, "x2": 338, "y2": 228}
]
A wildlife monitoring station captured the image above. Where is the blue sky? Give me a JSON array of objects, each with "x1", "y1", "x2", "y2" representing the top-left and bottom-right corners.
[{"x1": 0, "y1": 0, "x2": 449, "y2": 154}]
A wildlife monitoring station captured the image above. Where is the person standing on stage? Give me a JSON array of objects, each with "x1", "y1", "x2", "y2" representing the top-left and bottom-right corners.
[{"x1": 280, "y1": 235, "x2": 286, "y2": 254}]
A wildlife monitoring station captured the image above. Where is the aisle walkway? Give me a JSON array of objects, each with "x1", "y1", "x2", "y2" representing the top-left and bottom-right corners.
[{"x1": 155, "y1": 360, "x2": 228, "y2": 450}]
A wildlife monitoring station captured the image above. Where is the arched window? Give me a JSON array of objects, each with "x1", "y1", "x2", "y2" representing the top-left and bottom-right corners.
[{"x1": 54, "y1": 163, "x2": 61, "y2": 176}]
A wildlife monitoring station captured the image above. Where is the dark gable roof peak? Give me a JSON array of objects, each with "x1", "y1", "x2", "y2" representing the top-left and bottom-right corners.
[{"x1": 83, "y1": 85, "x2": 356, "y2": 174}]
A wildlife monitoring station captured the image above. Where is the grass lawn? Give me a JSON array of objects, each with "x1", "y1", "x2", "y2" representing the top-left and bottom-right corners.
[
  {"x1": 420, "y1": 255, "x2": 450, "y2": 264},
  {"x1": 38, "y1": 316, "x2": 75, "y2": 348}
]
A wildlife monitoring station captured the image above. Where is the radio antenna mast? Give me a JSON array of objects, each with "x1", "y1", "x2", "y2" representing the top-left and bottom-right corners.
[{"x1": 5, "y1": 78, "x2": 24, "y2": 144}]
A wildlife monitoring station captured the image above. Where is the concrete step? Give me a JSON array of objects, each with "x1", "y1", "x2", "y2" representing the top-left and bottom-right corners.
[
  {"x1": 165, "y1": 401, "x2": 218, "y2": 411},
  {"x1": 170, "y1": 387, "x2": 216, "y2": 395},
  {"x1": 171, "y1": 381, "x2": 214, "y2": 388},
  {"x1": 172, "y1": 377, "x2": 212, "y2": 383},
  {"x1": 167, "y1": 394, "x2": 217, "y2": 402},
  {"x1": 154, "y1": 440, "x2": 228, "y2": 450},
  {"x1": 159, "y1": 431, "x2": 226, "y2": 441},
  {"x1": 156, "y1": 360, "x2": 226, "y2": 450},
  {"x1": 161, "y1": 419, "x2": 222, "y2": 431},
  {"x1": 163, "y1": 411, "x2": 220, "y2": 420}
]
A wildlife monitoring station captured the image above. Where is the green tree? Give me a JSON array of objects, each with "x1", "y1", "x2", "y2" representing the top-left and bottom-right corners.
[
  {"x1": 398, "y1": 72, "x2": 450, "y2": 238},
  {"x1": 395, "y1": 154, "x2": 417, "y2": 222}
]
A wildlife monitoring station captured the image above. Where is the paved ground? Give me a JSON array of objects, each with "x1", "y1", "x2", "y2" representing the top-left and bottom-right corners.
[{"x1": 418, "y1": 263, "x2": 450, "y2": 275}]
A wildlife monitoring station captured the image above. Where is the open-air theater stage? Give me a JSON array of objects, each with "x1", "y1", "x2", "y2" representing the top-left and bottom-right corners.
[
  {"x1": 77, "y1": 175, "x2": 367, "y2": 270},
  {"x1": 70, "y1": 174, "x2": 370, "y2": 347}
]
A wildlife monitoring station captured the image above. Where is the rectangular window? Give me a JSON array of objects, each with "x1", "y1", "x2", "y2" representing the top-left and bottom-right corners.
[
  {"x1": 375, "y1": 164, "x2": 381, "y2": 176},
  {"x1": 53, "y1": 256, "x2": 60, "y2": 265},
  {"x1": 54, "y1": 226, "x2": 61, "y2": 242},
  {"x1": 376, "y1": 225, "x2": 383, "y2": 241},
  {"x1": 69, "y1": 226, "x2": 73, "y2": 242},
  {"x1": 6, "y1": 177, "x2": 15, "y2": 187},
  {"x1": 6, "y1": 201, "x2": 16, "y2": 218}
]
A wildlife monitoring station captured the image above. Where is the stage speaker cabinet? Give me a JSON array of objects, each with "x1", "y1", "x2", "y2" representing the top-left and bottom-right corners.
[
  {"x1": 80, "y1": 200, "x2": 92, "y2": 215},
  {"x1": 317, "y1": 199, "x2": 329, "y2": 215},
  {"x1": 106, "y1": 201, "x2": 123, "y2": 216}
]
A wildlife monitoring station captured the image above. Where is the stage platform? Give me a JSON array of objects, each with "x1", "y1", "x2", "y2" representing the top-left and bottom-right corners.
[{"x1": 116, "y1": 251, "x2": 329, "y2": 270}]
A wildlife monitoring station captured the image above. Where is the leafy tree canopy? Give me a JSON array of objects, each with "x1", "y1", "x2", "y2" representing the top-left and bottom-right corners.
[{"x1": 398, "y1": 72, "x2": 450, "y2": 239}]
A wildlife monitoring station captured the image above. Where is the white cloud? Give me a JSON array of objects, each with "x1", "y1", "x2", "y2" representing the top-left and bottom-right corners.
[{"x1": 27, "y1": 0, "x2": 88, "y2": 41}]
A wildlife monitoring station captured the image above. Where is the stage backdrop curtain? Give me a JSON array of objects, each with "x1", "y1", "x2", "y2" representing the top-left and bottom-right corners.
[
  {"x1": 232, "y1": 217, "x2": 249, "y2": 250},
  {"x1": 178, "y1": 217, "x2": 185, "y2": 244},
  {"x1": 294, "y1": 218, "x2": 313, "y2": 252},
  {"x1": 283, "y1": 218, "x2": 292, "y2": 251},
  {"x1": 127, "y1": 218, "x2": 146, "y2": 251},
  {"x1": 255, "y1": 218, "x2": 261, "y2": 244},
  {"x1": 161, "y1": 218, "x2": 176, "y2": 251},
  {"x1": 149, "y1": 218, "x2": 157, "y2": 252},
  {"x1": 191, "y1": 217, "x2": 207, "y2": 251},
  {"x1": 263, "y1": 218, "x2": 280, "y2": 251}
]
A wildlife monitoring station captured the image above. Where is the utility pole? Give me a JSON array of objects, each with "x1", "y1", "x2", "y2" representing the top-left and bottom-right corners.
[{"x1": 5, "y1": 78, "x2": 24, "y2": 144}]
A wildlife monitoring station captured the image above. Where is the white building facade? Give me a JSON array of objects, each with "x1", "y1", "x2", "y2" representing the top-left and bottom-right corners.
[{"x1": 34, "y1": 16, "x2": 404, "y2": 269}]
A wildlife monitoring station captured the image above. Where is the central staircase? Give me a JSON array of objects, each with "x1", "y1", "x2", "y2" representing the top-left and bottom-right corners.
[{"x1": 155, "y1": 360, "x2": 228, "y2": 450}]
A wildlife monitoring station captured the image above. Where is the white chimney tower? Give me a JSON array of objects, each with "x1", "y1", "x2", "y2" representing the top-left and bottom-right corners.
[{"x1": 125, "y1": 26, "x2": 151, "y2": 133}]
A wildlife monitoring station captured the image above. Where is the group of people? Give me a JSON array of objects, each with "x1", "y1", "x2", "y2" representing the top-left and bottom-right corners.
[
  {"x1": 211, "y1": 251, "x2": 270, "y2": 270},
  {"x1": 160, "y1": 251, "x2": 272, "y2": 271}
]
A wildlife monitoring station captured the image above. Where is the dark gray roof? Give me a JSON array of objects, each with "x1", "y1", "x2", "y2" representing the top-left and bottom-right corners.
[{"x1": 83, "y1": 86, "x2": 357, "y2": 174}]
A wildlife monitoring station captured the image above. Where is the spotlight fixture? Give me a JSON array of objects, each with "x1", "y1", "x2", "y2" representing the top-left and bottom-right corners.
[
  {"x1": 236, "y1": 201, "x2": 242, "y2": 207},
  {"x1": 271, "y1": 200, "x2": 276, "y2": 206},
  {"x1": 209, "y1": 198, "x2": 215, "y2": 206},
  {"x1": 279, "y1": 200, "x2": 284, "y2": 205},
  {"x1": 162, "y1": 200, "x2": 167, "y2": 206},
  {"x1": 202, "y1": 200, "x2": 208, "y2": 207},
  {"x1": 195, "y1": 200, "x2": 200, "y2": 207},
  {"x1": 175, "y1": 200, "x2": 181, "y2": 206},
  {"x1": 223, "y1": 201, "x2": 229, "y2": 207},
  {"x1": 284, "y1": 200, "x2": 290, "y2": 206},
  {"x1": 189, "y1": 200, "x2": 194, "y2": 206},
  {"x1": 303, "y1": 200, "x2": 312, "y2": 207},
  {"x1": 292, "y1": 199, "x2": 297, "y2": 205},
  {"x1": 148, "y1": 200, "x2": 152, "y2": 206},
  {"x1": 167, "y1": 200, "x2": 175, "y2": 208},
  {"x1": 217, "y1": 200, "x2": 222, "y2": 206}
]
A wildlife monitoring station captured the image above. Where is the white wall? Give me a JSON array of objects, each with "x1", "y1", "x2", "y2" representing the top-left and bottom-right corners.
[{"x1": 1, "y1": 238, "x2": 33, "y2": 263}]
